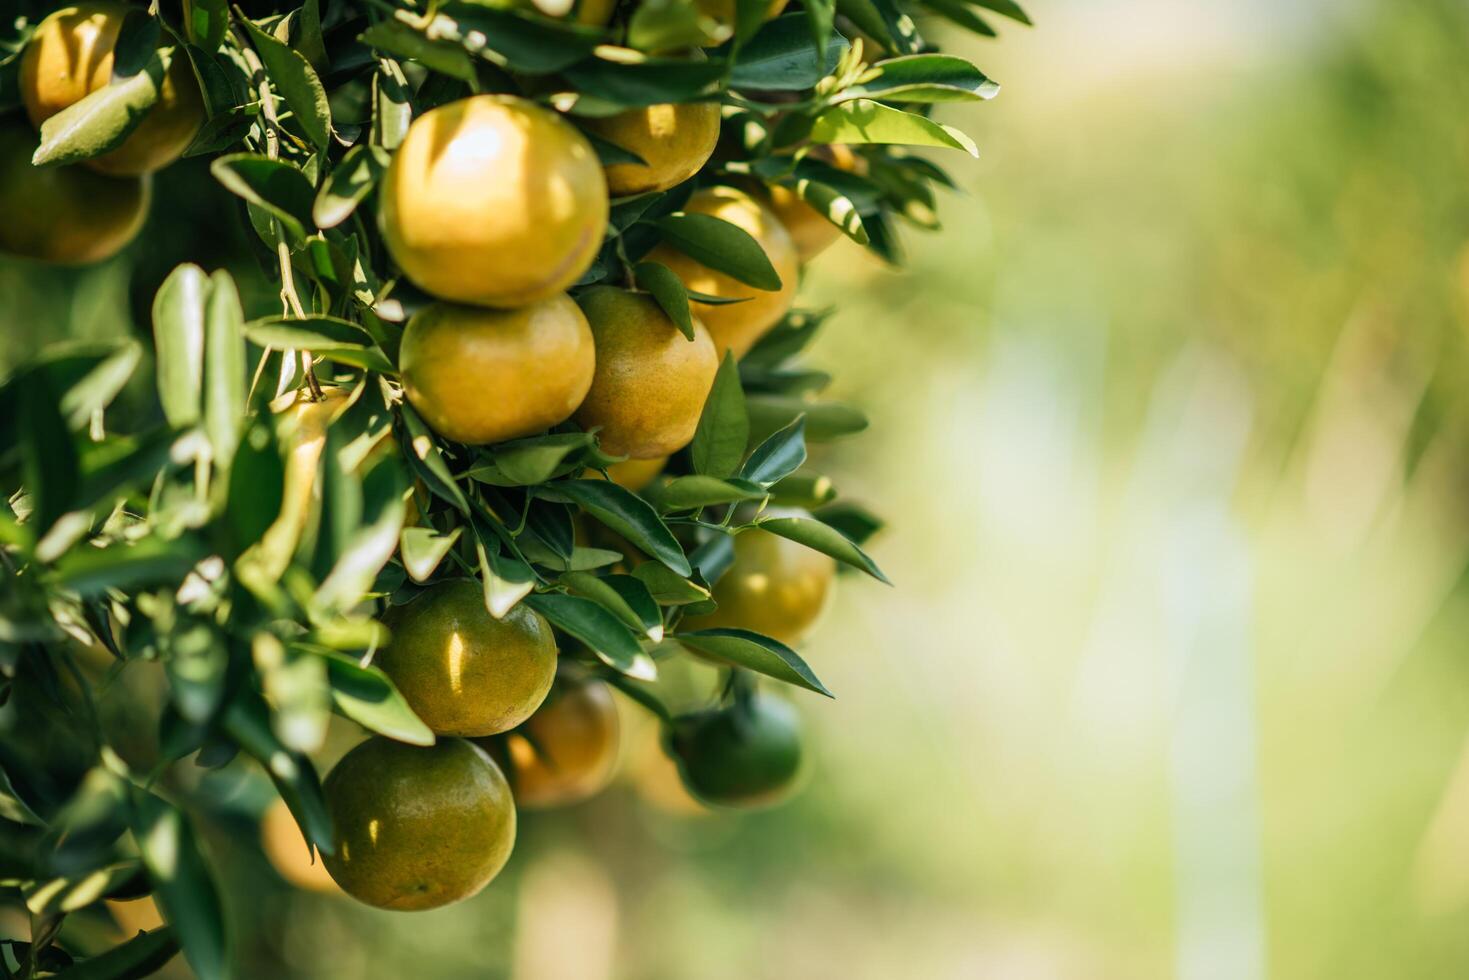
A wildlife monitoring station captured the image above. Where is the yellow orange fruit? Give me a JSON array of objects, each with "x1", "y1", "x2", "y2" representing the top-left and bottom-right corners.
[
  {"x1": 21, "y1": 1, "x2": 203, "y2": 175},
  {"x1": 0, "y1": 119, "x2": 147, "y2": 264},
  {"x1": 399, "y1": 295, "x2": 595, "y2": 445},
  {"x1": 582, "y1": 102, "x2": 721, "y2": 197},
  {"x1": 379, "y1": 95, "x2": 608, "y2": 308},
  {"x1": 598, "y1": 455, "x2": 668, "y2": 491},
  {"x1": 684, "y1": 520, "x2": 836, "y2": 644},
  {"x1": 503, "y1": 675, "x2": 620, "y2": 808},
  {"x1": 377, "y1": 579, "x2": 558, "y2": 737},
  {"x1": 644, "y1": 186, "x2": 799, "y2": 357},
  {"x1": 322, "y1": 737, "x2": 516, "y2": 910},
  {"x1": 574, "y1": 287, "x2": 718, "y2": 459}
]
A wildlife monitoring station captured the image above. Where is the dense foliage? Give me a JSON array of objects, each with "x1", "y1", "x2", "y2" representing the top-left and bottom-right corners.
[{"x1": 0, "y1": 0, "x2": 1024, "y2": 974}]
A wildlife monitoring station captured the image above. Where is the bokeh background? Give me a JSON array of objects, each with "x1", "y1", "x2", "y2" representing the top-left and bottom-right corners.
[{"x1": 7, "y1": 0, "x2": 1469, "y2": 976}]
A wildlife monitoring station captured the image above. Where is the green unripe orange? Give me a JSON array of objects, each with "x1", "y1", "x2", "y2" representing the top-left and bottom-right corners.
[
  {"x1": 377, "y1": 579, "x2": 559, "y2": 737},
  {"x1": 645, "y1": 186, "x2": 799, "y2": 358},
  {"x1": 21, "y1": 1, "x2": 203, "y2": 176},
  {"x1": 0, "y1": 120, "x2": 148, "y2": 264},
  {"x1": 379, "y1": 95, "x2": 608, "y2": 308},
  {"x1": 574, "y1": 287, "x2": 719, "y2": 459},
  {"x1": 666, "y1": 694, "x2": 802, "y2": 808},
  {"x1": 582, "y1": 102, "x2": 721, "y2": 197},
  {"x1": 399, "y1": 295, "x2": 595, "y2": 446},
  {"x1": 322, "y1": 737, "x2": 516, "y2": 910}
]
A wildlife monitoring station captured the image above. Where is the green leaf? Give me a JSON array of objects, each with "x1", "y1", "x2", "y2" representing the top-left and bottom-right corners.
[
  {"x1": 740, "y1": 415, "x2": 806, "y2": 485},
  {"x1": 466, "y1": 432, "x2": 598, "y2": 487},
  {"x1": 240, "y1": 19, "x2": 332, "y2": 149},
  {"x1": 691, "y1": 353, "x2": 748, "y2": 478},
  {"x1": 653, "y1": 212, "x2": 783, "y2": 290},
  {"x1": 32, "y1": 49, "x2": 168, "y2": 167},
  {"x1": 59, "y1": 340, "x2": 143, "y2": 430},
  {"x1": 152, "y1": 265, "x2": 208, "y2": 430},
  {"x1": 646, "y1": 474, "x2": 766, "y2": 512},
  {"x1": 440, "y1": 3, "x2": 604, "y2": 74},
  {"x1": 243, "y1": 316, "x2": 393, "y2": 373},
  {"x1": 398, "y1": 404, "x2": 470, "y2": 514},
  {"x1": 839, "y1": 53, "x2": 1000, "y2": 103},
  {"x1": 778, "y1": 176, "x2": 868, "y2": 245},
  {"x1": 129, "y1": 791, "x2": 229, "y2": 980},
  {"x1": 400, "y1": 525, "x2": 461, "y2": 583},
  {"x1": 315, "y1": 453, "x2": 410, "y2": 613},
  {"x1": 631, "y1": 562, "x2": 711, "y2": 605},
  {"x1": 17, "y1": 371, "x2": 79, "y2": 536},
  {"x1": 746, "y1": 394, "x2": 866, "y2": 443},
  {"x1": 919, "y1": 0, "x2": 996, "y2": 38},
  {"x1": 757, "y1": 515, "x2": 889, "y2": 583},
  {"x1": 360, "y1": 19, "x2": 477, "y2": 83},
  {"x1": 804, "y1": 0, "x2": 835, "y2": 66},
  {"x1": 726, "y1": 13, "x2": 846, "y2": 92},
  {"x1": 561, "y1": 571, "x2": 664, "y2": 642},
  {"x1": 970, "y1": 0, "x2": 1031, "y2": 25},
  {"x1": 300, "y1": 645, "x2": 435, "y2": 746},
  {"x1": 222, "y1": 692, "x2": 334, "y2": 855},
  {"x1": 161, "y1": 617, "x2": 227, "y2": 725},
  {"x1": 769, "y1": 471, "x2": 837, "y2": 509},
  {"x1": 808, "y1": 99, "x2": 977, "y2": 156},
  {"x1": 372, "y1": 58, "x2": 413, "y2": 150},
  {"x1": 184, "y1": 0, "x2": 230, "y2": 51},
  {"x1": 525, "y1": 592, "x2": 655, "y2": 679},
  {"x1": 626, "y1": 0, "x2": 714, "y2": 52},
  {"x1": 0, "y1": 766, "x2": 43, "y2": 826},
  {"x1": 211, "y1": 154, "x2": 315, "y2": 240},
  {"x1": 635, "y1": 261, "x2": 696, "y2": 341},
  {"x1": 470, "y1": 515, "x2": 537, "y2": 618},
  {"x1": 254, "y1": 634, "x2": 330, "y2": 754},
  {"x1": 25, "y1": 861, "x2": 143, "y2": 916},
  {"x1": 52, "y1": 926, "x2": 179, "y2": 980},
  {"x1": 813, "y1": 499, "x2": 883, "y2": 545},
  {"x1": 313, "y1": 144, "x2": 391, "y2": 229},
  {"x1": 678, "y1": 627, "x2": 832, "y2": 696},
  {"x1": 52, "y1": 536, "x2": 208, "y2": 597},
  {"x1": 549, "y1": 480, "x2": 691, "y2": 577},
  {"x1": 226, "y1": 417, "x2": 285, "y2": 558},
  {"x1": 561, "y1": 53, "x2": 728, "y2": 106},
  {"x1": 203, "y1": 271, "x2": 245, "y2": 471}
]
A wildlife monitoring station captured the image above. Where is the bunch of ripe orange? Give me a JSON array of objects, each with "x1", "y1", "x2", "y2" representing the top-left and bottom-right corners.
[{"x1": 308, "y1": 88, "x2": 845, "y2": 910}]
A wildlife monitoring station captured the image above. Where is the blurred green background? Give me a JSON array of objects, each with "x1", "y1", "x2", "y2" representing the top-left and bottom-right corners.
[{"x1": 8, "y1": 0, "x2": 1469, "y2": 976}]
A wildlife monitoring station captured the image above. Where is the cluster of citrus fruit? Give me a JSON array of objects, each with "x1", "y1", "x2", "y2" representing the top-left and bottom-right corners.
[
  {"x1": 288, "y1": 85, "x2": 841, "y2": 911},
  {"x1": 0, "y1": 1, "x2": 202, "y2": 263}
]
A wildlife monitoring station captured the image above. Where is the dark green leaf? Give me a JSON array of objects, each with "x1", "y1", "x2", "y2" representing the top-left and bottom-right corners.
[
  {"x1": 222, "y1": 692, "x2": 334, "y2": 854},
  {"x1": 301, "y1": 645, "x2": 435, "y2": 746},
  {"x1": 211, "y1": 154, "x2": 315, "y2": 240},
  {"x1": 525, "y1": 592, "x2": 655, "y2": 679},
  {"x1": 372, "y1": 59, "x2": 412, "y2": 150},
  {"x1": 646, "y1": 474, "x2": 766, "y2": 511},
  {"x1": 18, "y1": 371, "x2": 79, "y2": 537},
  {"x1": 813, "y1": 499, "x2": 883, "y2": 545},
  {"x1": 757, "y1": 515, "x2": 889, "y2": 583},
  {"x1": 561, "y1": 571, "x2": 664, "y2": 642},
  {"x1": 631, "y1": 562, "x2": 711, "y2": 605},
  {"x1": 969, "y1": 0, "x2": 1030, "y2": 26},
  {"x1": 438, "y1": 3, "x2": 602, "y2": 73},
  {"x1": 184, "y1": 0, "x2": 229, "y2": 51},
  {"x1": 52, "y1": 926, "x2": 179, "y2": 980},
  {"x1": 740, "y1": 414, "x2": 806, "y2": 485},
  {"x1": 920, "y1": 0, "x2": 996, "y2": 37},
  {"x1": 635, "y1": 261, "x2": 696, "y2": 340},
  {"x1": 691, "y1": 353, "x2": 748, "y2": 478},
  {"x1": 466, "y1": 432, "x2": 598, "y2": 487},
  {"x1": 839, "y1": 53, "x2": 999, "y2": 103},
  {"x1": 653, "y1": 212, "x2": 783, "y2": 290},
  {"x1": 678, "y1": 627, "x2": 832, "y2": 696},
  {"x1": 562, "y1": 53, "x2": 728, "y2": 106},
  {"x1": 360, "y1": 19, "x2": 477, "y2": 83},
  {"x1": 725, "y1": 13, "x2": 846, "y2": 92},
  {"x1": 240, "y1": 19, "x2": 332, "y2": 149},
  {"x1": 746, "y1": 394, "x2": 866, "y2": 444},
  {"x1": 398, "y1": 404, "x2": 470, "y2": 514},
  {"x1": 59, "y1": 340, "x2": 143, "y2": 430},
  {"x1": 129, "y1": 791, "x2": 229, "y2": 980},
  {"x1": 549, "y1": 480, "x2": 691, "y2": 577},
  {"x1": 0, "y1": 767, "x2": 43, "y2": 826},
  {"x1": 52, "y1": 536, "x2": 208, "y2": 597}
]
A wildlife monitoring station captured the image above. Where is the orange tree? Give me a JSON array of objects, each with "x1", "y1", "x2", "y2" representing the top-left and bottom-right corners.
[{"x1": 0, "y1": 0, "x2": 1025, "y2": 974}]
